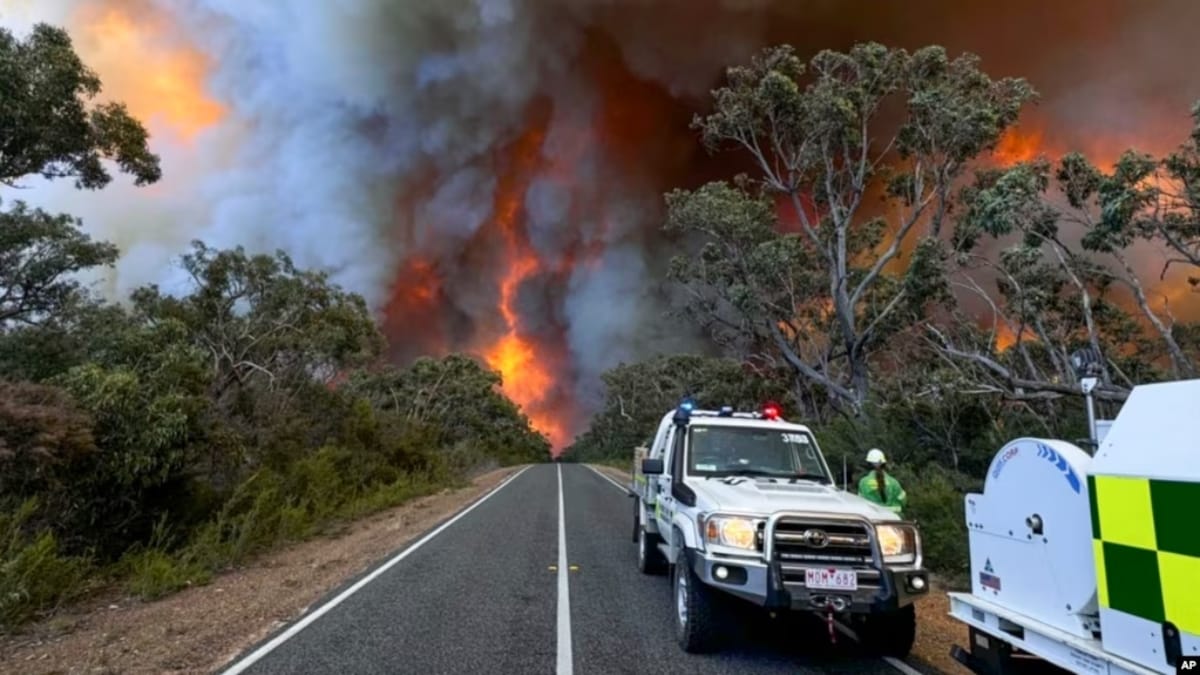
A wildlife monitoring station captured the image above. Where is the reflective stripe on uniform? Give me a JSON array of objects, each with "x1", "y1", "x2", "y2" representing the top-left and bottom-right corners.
[{"x1": 1089, "y1": 474, "x2": 1200, "y2": 636}]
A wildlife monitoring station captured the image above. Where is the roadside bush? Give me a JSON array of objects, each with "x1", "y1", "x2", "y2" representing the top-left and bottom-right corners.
[
  {"x1": 121, "y1": 547, "x2": 211, "y2": 601},
  {"x1": 0, "y1": 501, "x2": 90, "y2": 630},
  {"x1": 438, "y1": 439, "x2": 491, "y2": 480},
  {"x1": 338, "y1": 474, "x2": 443, "y2": 521},
  {"x1": 118, "y1": 518, "x2": 210, "y2": 600},
  {"x1": 0, "y1": 381, "x2": 97, "y2": 537},
  {"x1": 121, "y1": 434, "x2": 447, "y2": 600},
  {"x1": 891, "y1": 464, "x2": 980, "y2": 585}
]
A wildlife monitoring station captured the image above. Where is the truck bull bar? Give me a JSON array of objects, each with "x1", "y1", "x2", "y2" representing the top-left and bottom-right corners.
[{"x1": 761, "y1": 510, "x2": 885, "y2": 568}]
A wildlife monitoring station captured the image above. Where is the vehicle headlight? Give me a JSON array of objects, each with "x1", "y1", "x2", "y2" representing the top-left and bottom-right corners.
[
  {"x1": 704, "y1": 516, "x2": 758, "y2": 550},
  {"x1": 876, "y1": 524, "x2": 918, "y2": 564}
]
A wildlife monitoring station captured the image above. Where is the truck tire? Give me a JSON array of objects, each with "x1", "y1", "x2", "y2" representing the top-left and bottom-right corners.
[
  {"x1": 672, "y1": 553, "x2": 722, "y2": 653},
  {"x1": 855, "y1": 604, "x2": 916, "y2": 658},
  {"x1": 632, "y1": 498, "x2": 640, "y2": 543},
  {"x1": 637, "y1": 525, "x2": 666, "y2": 574}
]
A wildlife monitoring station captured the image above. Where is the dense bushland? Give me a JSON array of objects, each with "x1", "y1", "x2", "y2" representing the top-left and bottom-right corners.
[{"x1": 0, "y1": 23, "x2": 549, "y2": 631}]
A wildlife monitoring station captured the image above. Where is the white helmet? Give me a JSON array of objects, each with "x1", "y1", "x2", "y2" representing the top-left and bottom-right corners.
[{"x1": 865, "y1": 448, "x2": 886, "y2": 465}]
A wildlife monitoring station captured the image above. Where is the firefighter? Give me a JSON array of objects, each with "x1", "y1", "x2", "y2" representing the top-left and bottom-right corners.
[{"x1": 857, "y1": 448, "x2": 908, "y2": 515}]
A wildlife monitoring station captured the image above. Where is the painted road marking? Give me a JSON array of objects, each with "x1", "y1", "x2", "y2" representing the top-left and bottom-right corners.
[
  {"x1": 834, "y1": 622, "x2": 925, "y2": 675},
  {"x1": 557, "y1": 463, "x2": 574, "y2": 675},
  {"x1": 219, "y1": 465, "x2": 532, "y2": 675},
  {"x1": 585, "y1": 464, "x2": 632, "y2": 494},
  {"x1": 584, "y1": 463, "x2": 923, "y2": 675}
]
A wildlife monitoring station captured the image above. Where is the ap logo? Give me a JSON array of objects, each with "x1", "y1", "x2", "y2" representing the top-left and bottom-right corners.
[{"x1": 1179, "y1": 656, "x2": 1199, "y2": 673}]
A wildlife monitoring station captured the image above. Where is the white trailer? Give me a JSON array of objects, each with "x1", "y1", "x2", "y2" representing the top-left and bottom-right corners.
[{"x1": 947, "y1": 378, "x2": 1200, "y2": 674}]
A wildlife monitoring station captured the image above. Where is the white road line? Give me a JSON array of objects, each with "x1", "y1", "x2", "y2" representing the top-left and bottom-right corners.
[
  {"x1": 556, "y1": 463, "x2": 574, "y2": 675},
  {"x1": 584, "y1": 464, "x2": 631, "y2": 494},
  {"x1": 219, "y1": 465, "x2": 532, "y2": 675},
  {"x1": 882, "y1": 655, "x2": 926, "y2": 675},
  {"x1": 834, "y1": 622, "x2": 925, "y2": 675},
  {"x1": 584, "y1": 465, "x2": 923, "y2": 675}
]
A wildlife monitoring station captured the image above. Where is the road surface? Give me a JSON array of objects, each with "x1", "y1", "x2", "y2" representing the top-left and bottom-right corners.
[{"x1": 221, "y1": 463, "x2": 920, "y2": 675}]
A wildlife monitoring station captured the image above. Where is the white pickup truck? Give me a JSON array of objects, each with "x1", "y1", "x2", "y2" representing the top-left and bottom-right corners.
[{"x1": 630, "y1": 400, "x2": 929, "y2": 656}]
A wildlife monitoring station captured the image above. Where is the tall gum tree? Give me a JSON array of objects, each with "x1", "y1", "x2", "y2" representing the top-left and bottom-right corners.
[
  {"x1": 0, "y1": 23, "x2": 162, "y2": 329},
  {"x1": 664, "y1": 43, "x2": 1036, "y2": 417},
  {"x1": 931, "y1": 104, "x2": 1200, "y2": 404}
]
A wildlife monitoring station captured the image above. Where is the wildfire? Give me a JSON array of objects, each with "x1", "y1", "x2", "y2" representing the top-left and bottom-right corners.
[
  {"x1": 478, "y1": 122, "x2": 571, "y2": 450},
  {"x1": 993, "y1": 127, "x2": 1048, "y2": 165},
  {"x1": 991, "y1": 119, "x2": 1176, "y2": 173},
  {"x1": 378, "y1": 256, "x2": 449, "y2": 363},
  {"x1": 992, "y1": 322, "x2": 1037, "y2": 352},
  {"x1": 69, "y1": 1, "x2": 224, "y2": 142}
]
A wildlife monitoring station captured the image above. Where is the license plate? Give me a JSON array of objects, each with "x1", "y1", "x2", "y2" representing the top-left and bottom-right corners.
[{"x1": 805, "y1": 567, "x2": 858, "y2": 591}]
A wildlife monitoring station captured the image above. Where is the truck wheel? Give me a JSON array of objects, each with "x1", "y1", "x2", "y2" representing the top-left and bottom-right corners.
[
  {"x1": 672, "y1": 555, "x2": 722, "y2": 653},
  {"x1": 856, "y1": 604, "x2": 916, "y2": 658},
  {"x1": 637, "y1": 526, "x2": 666, "y2": 574}
]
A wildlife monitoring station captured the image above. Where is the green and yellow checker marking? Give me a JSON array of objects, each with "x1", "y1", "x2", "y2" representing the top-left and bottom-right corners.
[{"x1": 1089, "y1": 474, "x2": 1200, "y2": 636}]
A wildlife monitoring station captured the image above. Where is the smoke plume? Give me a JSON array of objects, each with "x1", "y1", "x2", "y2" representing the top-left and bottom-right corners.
[{"x1": 4, "y1": 0, "x2": 1200, "y2": 449}]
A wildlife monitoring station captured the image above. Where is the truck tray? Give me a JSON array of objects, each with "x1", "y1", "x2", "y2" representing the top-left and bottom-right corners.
[{"x1": 947, "y1": 592, "x2": 1162, "y2": 675}]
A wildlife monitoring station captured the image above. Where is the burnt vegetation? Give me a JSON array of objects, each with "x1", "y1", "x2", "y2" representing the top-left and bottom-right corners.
[
  {"x1": 564, "y1": 43, "x2": 1200, "y2": 579},
  {"x1": 0, "y1": 24, "x2": 549, "y2": 631}
]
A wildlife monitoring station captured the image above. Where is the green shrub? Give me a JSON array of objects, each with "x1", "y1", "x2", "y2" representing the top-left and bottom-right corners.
[
  {"x1": 892, "y1": 464, "x2": 981, "y2": 585},
  {"x1": 118, "y1": 516, "x2": 209, "y2": 600},
  {"x1": 121, "y1": 441, "x2": 452, "y2": 602},
  {"x1": 339, "y1": 474, "x2": 442, "y2": 520},
  {"x1": 121, "y1": 547, "x2": 210, "y2": 600},
  {"x1": 0, "y1": 501, "x2": 90, "y2": 630},
  {"x1": 437, "y1": 440, "x2": 489, "y2": 479}
]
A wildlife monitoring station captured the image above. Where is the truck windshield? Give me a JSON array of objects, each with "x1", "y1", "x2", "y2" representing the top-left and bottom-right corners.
[{"x1": 687, "y1": 426, "x2": 830, "y2": 482}]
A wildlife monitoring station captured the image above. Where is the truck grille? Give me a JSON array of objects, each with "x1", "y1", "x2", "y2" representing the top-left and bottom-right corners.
[
  {"x1": 768, "y1": 517, "x2": 877, "y2": 583},
  {"x1": 772, "y1": 518, "x2": 873, "y2": 561}
]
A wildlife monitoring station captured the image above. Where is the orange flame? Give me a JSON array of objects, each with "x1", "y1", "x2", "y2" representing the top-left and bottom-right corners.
[
  {"x1": 69, "y1": 1, "x2": 224, "y2": 142},
  {"x1": 380, "y1": 257, "x2": 446, "y2": 360},
  {"x1": 479, "y1": 122, "x2": 570, "y2": 450},
  {"x1": 993, "y1": 127, "x2": 1048, "y2": 165},
  {"x1": 992, "y1": 322, "x2": 1037, "y2": 352},
  {"x1": 991, "y1": 120, "x2": 1171, "y2": 173}
]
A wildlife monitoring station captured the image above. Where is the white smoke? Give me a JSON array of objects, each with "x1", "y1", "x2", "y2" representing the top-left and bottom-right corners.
[
  {"x1": 19, "y1": 0, "x2": 1197, "y2": 438},
  {"x1": 2, "y1": 0, "x2": 757, "y2": 437}
]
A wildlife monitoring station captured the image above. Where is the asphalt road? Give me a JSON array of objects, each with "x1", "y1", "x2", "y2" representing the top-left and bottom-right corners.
[{"x1": 221, "y1": 463, "x2": 911, "y2": 675}]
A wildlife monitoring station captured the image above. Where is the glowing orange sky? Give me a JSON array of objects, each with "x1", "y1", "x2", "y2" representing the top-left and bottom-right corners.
[{"x1": 69, "y1": 1, "x2": 224, "y2": 142}]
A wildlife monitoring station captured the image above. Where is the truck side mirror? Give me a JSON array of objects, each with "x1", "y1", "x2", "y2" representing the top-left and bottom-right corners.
[{"x1": 642, "y1": 458, "x2": 664, "y2": 475}]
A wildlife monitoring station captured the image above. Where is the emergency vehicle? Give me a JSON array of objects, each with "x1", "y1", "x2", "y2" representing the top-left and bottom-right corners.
[
  {"x1": 947, "y1": 377, "x2": 1200, "y2": 674},
  {"x1": 630, "y1": 399, "x2": 930, "y2": 655}
]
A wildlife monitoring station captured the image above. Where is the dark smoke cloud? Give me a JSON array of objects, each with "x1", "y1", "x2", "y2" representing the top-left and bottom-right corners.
[{"x1": 8, "y1": 0, "x2": 1200, "y2": 441}]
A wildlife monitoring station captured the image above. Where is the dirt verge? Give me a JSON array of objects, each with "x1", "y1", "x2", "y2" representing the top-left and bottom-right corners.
[
  {"x1": 591, "y1": 463, "x2": 971, "y2": 675},
  {"x1": 0, "y1": 465, "x2": 524, "y2": 675}
]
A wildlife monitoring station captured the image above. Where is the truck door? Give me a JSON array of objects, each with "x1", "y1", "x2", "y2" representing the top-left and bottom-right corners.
[
  {"x1": 655, "y1": 424, "x2": 687, "y2": 536},
  {"x1": 653, "y1": 425, "x2": 675, "y2": 532}
]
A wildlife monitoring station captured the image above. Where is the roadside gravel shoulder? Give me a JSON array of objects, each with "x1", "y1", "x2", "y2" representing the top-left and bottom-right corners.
[
  {"x1": 588, "y1": 463, "x2": 971, "y2": 675},
  {"x1": 0, "y1": 465, "x2": 524, "y2": 675}
]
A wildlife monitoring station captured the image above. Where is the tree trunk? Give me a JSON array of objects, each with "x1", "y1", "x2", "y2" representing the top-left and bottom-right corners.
[
  {"x1": 1113, "y1": 249, "x2": 1195, "y2": 379},
  {"x1": 850, "y1": 354, "x2": 870, "y2": 417}
]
